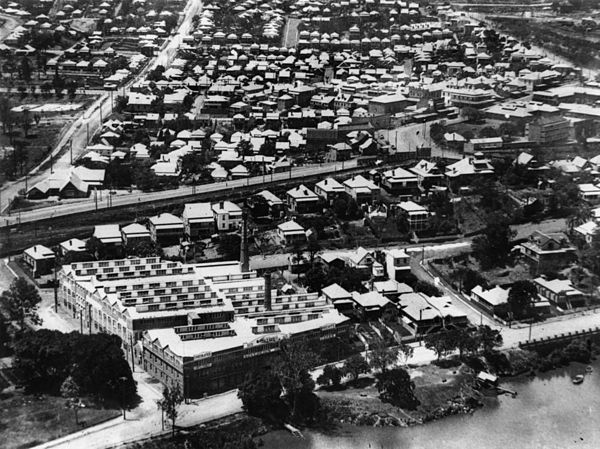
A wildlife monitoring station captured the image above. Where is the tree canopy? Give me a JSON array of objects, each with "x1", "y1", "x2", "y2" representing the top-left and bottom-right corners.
[
  {"x1": 0, "y1": 277, "x2": 42, "y2": 327},
  {"x1": 375, "y1": 367, "x2": 419, "y2": 410},
  {"x1": 14, "y1": 330, "x2": 137, "y2": 405}
]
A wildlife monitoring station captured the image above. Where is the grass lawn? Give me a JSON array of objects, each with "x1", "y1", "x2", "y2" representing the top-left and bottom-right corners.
[{"x1": 0, "y1": 390, "x2": 120, "y2": 449}]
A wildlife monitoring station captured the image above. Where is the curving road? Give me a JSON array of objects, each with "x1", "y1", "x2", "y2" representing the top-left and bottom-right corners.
[{"x1": 0, "y1": 0, "x2": 203, "y2": 214}]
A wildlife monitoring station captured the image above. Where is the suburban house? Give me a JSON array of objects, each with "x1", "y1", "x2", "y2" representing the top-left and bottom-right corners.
[
  {"x1": 397, "y1": 292, "x2": 443, "y2": 336},
  {"x1": 351, "y1": 291, "x2": 393, "y2": 320},
  {"x1": 314, "y1": 178, "x2": 345, "y2": 204},
  {"x1": 382, "y1": 167, "x2": 420, "y2": 197},
  {"x1": 410, "y1": 160, "x2": 444, "y2": 189},
  {"x1": 319, "y1": 247, "x2": 384, "y2": 278},
  {"x1": 383, "y1": 248, "x2": 411, "y2": 281},
  {"x1": 445, "y1": 152, "x2": 494, "y2": 186},
  {"x1": 277, "y1": 220, "x2": 306, "y2": 245},
  {"x1": 254, "y1": 190, "x2": 285, "y2": 219},
  {"x1": 322, "y1": 283, "x2": 354, "y2": 313},
  {"x1": 578, "y1": 184, "x2": 600, "y2": 204},
  {"x1": 58, "y1": 238, "x2": 87, "y2": 257},
  {"x1": 182, "y1": 203, "x2": 215, "y2": 240},
  {"x1": 93, "y1": 224, "x2": 123, "y2": 253},
  {"x1": 286, "y1": 184, "x2": 320, "y2": 214},
  {"x1": 373, "y1": 280, "x2": 414, "y2": 302},
  {"x1": 517, "y1": 231, "x2": 577, "y2": 274},
  {"x1": 121, "y1": 223, "x2": 152, "y2": 247},
  {"x1": 148, "y1": 213, "x2": 184, "y2": 245},
  {"x1": 23, "y1": 245, "x2": 55, "y2": 277},
  {"x1": 212, "y1": 201, "x2": 243, "y2": 232},
  {"x1": 471, "y1": 285, "x2": 509, "y2": 315},
  {"x1": 534, "y1": 277, "x2": 586, "y2": 310},
  {"x1": 343, "y1": 175, "x2": 380, "y2": 205},
  {"x1": 396, "y1": 201, "x2": 430, "y2": 232}
]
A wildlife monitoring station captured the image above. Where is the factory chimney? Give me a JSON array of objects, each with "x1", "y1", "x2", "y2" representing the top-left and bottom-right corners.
[
  {"x1": 264, "y1": 271, "x2": 272, "y2": 311},
  {"x1": 240, "y1": 208, "x2": 249, "y2": 272}
]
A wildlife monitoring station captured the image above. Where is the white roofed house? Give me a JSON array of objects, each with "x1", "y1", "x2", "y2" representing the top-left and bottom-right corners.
[
  {"x1": 383, "y1": 248, "x2": 411, "y2": 282},
  {"x1": 58, "y1": 238, "x2": 87, "y2": 258},
  {"x1": 396, "y1": 201, "x2": 430, "y2": 232},
  {"x1": 322, "y1": 283, "x2": 354, "y2": 313},
  {"x1": 410, "y1": 160, "x2": 444, "y2": 190},
  {"x1": 343, "y1": 175, "x2": 380, "y2": 205},
  {"x1": 471, "y1": 285, "x2": 509, "y2": 316},
  {"x1": 148, "y1": 213, "x2": 184, "y2": 245},
  {"x1": 277, "y1": 220, "x2": 306, "y2": 246},
  {"x1": 286, "y1": 184, "x2": 320, "y2": 214},
  {"x1": 534, "y1": 277, "x2": 586, "y2": 311},
  {"x1": 314, "y1": 177, "x2": 344, "y2": 204},
  {"x1": 92, "y1": 224, "x2": 123, "y2": 257},
  {"x1": 382, "y1": 167, "x2": 420, "y2": 198},
  {"x1": 578, "y1": 184, "x2": 600, "y2": 205},
  {"x1": 23, "y1": 244, "x2": 55, "y2": 277},
  {"x1": 445, "y1": 152, "x2": 494, "y2": 188},
  {"x1": 251, "y1": 190, "x2": 285, "y2": 219},
  {"x1": 212, "y1": 201, "x2": 243, "y2": 232},
  {"x1": 182, "y1": 203, "x2": 215, "y2": 240},
  {"x1": 351, "y1": 291, "x2": 394, "y2": 321},
  {"x1": 121, "y1": 223, "x2": 152, "y2": 247}
]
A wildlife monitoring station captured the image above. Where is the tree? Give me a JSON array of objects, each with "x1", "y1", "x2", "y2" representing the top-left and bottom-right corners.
[
  {"x1": 275, "y1": 339, "x2": 320, "y2": 419},
  {"x1": 125, "y1": 240, "x2": 163, "y2": 258},
  {"x1": 303, "y1": 267, "x2": 328, "y2": 293},
  {"x1": 507, "y1": 280, "x2": 538, "y2": 320},
  {"x1": 369, "y1": 342, "x2": 399, "y2": 373},
  {"x1": 429, "y1": 122, "x2": 446, "y2": 144},
  {"x1": 451, "y1": 328, "x2": 480, "y2": 358},
  {"x1": 306, "y1": 239, "x2": 321, "y2": 267},
  {"x1": 413, "y1": 280, "x2": 442, "y2": 297},
  {"x1": 238, "y1": 368, "x2": 283, "y2": 418},
  {"x1": 157, "y1": 385, "x2": 184, "y2": 437},
  {"x1": 21, "y1": 57, "x2": 32, "y2": 83},
  {"x1": 462, "y1": 107, "x2": 482, "y2": 123},
  {"x1": 0, "y1": 278, "x2": 42, "y2": 328},
  {"x1": 375, "y1": 367, "x2": 419, "y2": 409},
  {"x1": 0, "y1": 96, "x2": 13, "y2": 134},
  {"x1": 398, "y1": 342, "x2": 414, "y2": 366},
  {"x1": 424, "y1": 330, "x2": 456, "y2": 360},
  {"x1": 455, "y1": 267, "x2": 488, "y2": 293},
  {"x1": 472, "y1": 213, "x2": 516, "y2": 270},
  {"x1": 317, "y1": 365, "x2": 343, "y2": 389},
  {"x1": 342, "y1": 354, "x2": 370, "y2": 381},
  {"x1": 477, "y1": 325, "x2": 503, "y2": 354},
  {"x1": 219, "y1": 233, "x2": 241, "y2": 259},
  {"x1": 479, "y1": 126, "x2": 498, "y2": 138},
  {"x1": 61, "y1": 375, "x2": 82, "y2": 425}
]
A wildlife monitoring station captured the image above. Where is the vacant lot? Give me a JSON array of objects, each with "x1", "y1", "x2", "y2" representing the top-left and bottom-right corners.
[{"x1": 0, "y1": 389, "x2": 119, "y2": 449}]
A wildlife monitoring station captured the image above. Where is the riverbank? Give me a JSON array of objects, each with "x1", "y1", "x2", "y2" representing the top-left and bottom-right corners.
[
  {"x1": 318, "y1": 362, "x2": 482, "y2": 428},
  {"x1": 261, "y1": 357, "x2": 600, "y2": 449}
]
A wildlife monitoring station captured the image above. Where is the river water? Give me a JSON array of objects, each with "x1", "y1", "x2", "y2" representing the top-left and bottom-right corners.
[{"x1": 262, "y1": 361, "x2": 600, "y2": 449}]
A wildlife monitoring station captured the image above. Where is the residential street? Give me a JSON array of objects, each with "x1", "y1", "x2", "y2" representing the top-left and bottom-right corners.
[{"x1": 0, "y1": 0, "x2": 203, "y2": 217}]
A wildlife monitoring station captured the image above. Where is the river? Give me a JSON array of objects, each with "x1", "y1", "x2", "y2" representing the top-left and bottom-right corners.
[{"x1": 262, "y1": 361, "x2": 600, "y2": 449}]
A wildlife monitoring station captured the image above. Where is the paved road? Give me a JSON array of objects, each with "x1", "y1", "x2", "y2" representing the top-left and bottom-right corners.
[
  {"x1": 0, "y1": 0, "x2": 203, "y2": 215},
  {"x1": 0, "y1": 160, "x2": 358, "y2": 227}
]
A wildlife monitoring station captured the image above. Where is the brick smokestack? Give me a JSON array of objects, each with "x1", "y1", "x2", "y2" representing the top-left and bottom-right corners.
[
  {"x1": 240, "y1": 209, "x2": 249, "y2": 272},
  {"x1": 264, "y1": 271, "x2": 272, "y2": 311}
]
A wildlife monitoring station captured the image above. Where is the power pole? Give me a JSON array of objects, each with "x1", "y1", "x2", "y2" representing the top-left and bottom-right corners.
[{"x1": 53, "y1": 262, "x2": 58, "y2": 312}]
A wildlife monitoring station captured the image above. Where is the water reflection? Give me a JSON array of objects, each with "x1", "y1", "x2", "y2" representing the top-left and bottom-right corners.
[{"x1": 262, "y1": 362, "x2": 600, "y2": 449}]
